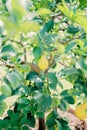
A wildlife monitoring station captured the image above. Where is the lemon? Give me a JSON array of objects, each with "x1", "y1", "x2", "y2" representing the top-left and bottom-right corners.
[
  {"x1": 38, "y1": 55, "x2": 49, "y2": 71},
  {"x1": 57, "y1": 44, "x2": 65, "y2": 54},
  {"x1": 75, "y1": 103, "x2": 87, "y2": 120}
]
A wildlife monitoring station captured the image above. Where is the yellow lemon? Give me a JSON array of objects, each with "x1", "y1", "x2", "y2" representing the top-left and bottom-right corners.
[
  {"x1": 75, "y1": 103, "x2": 87, "y2": 120},
  {"x1": 38, "y1": 55, "x2": 49, "y2": 71}
]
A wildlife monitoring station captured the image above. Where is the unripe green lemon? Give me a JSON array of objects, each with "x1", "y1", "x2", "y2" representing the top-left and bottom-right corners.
[
  {"x1": 57, "y1": 44, "x2": 65, "y2": 54},
  {"x1": 54, "y1": 124, "x2": 59, "y2": 130}
]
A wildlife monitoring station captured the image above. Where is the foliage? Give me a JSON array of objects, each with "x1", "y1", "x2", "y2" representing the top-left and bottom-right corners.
[{"x1": 0, "y1": 0, "x2": 87, "y2": 129}]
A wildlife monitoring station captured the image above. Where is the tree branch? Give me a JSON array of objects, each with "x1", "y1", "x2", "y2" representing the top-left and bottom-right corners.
[
  {"x1": 58, "y1": 61, "x2": 69, "y2": 67},
  {"x1": 61, "y1": 33, "x2": 84, "y2": 44},
  {"x1": 0, "y1": 58, "x2": 41, "y2": 74},
  {"x1": 8, "y1": 39, "x2": 22, "y2": 45},
  {"x1": 0, "y1": 59, "x2": 15, "y2": 68}
]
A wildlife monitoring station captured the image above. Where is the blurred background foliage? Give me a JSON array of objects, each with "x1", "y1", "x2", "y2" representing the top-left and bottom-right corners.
[{"x1": 0, "y1": 0, "x2": 87, "y2": 129}]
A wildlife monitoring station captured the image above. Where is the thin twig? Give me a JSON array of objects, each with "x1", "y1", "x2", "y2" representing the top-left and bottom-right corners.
[
  {"x1": 8, "y1": 39, "x2": 21, "y2": 45},
  {"x1": 58, "y1": 61, "x2": 69, "y2": 67},
  {"x1": 0, "y1": 59, "x2": 15, "y2": 68},
  {"x1": 20, "y1": 33, "x2": 27, "y2": 63},
  {"x1": 52, "y1": 13, "x2": 63, "y2": 20},
  {"x1": 61, "y1": 33, "x2": 83, "y2": 44},
  {"x1": 24, "y1": 47, "x2": 27, "y2": 63}
]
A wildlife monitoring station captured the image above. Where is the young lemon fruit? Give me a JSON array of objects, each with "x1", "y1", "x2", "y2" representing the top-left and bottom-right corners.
[
  {"x1": 54, "y1": 124, "x2": 59, "y2": 130},
  {"x1": 38, "y1": 55, "x2": 49, "y2": 71},
  {"x1": 75, "y1": 103, "x2": 87, "y2": 120},
  {"x1": 57, "y1": 44, "x2": 65, "y2": 54}
]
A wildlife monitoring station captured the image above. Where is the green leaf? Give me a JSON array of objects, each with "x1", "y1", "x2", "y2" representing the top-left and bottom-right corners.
[
  {"x1": 10, "y1": 113, "x2": 20, "y2": 126},
  {"x1": 0, "y1": 118, "x2": 10, "y2": 129},
  {"x1": 59, "y1": 117, "x2": 69, "y2": 126},
  {"x1": 27, "y1": 113, "x2": 35, "y2": 127},
  {"x1": 5, "y1": 73, "x2": 19, "y2": 89},
  {"x1": 1, "y1": 83, "x2": 12, "y2": 96},
  {"x1": 67, "y1": 25, "x2": 79, "y2": 34},
  {"x1": 38, "y1": 94, "x2": 52, "y2": 111},
  {"x1": 3, "y1": 71, "x2": 24, "y2": 91},
  {"x1": 58, "y1": 0, "x2": 74, "y2": 18},
  {"x1": 0, "y1": 95, "x2": 6, "y2": 101},
  {"x1": 59, "y1": 100, "x2": 66, "y2": 111},
  {"x1": 0, "y1": 101, "x2": 7, "y2": 116},
  {"x1": 62, "y1": 126, "x2": 71, "y2": 130},
  {"x1": 7, "y1": 110, "x2": 14, "y2": 117},
  {"x1": 1, "y1": 16, "x2": 17, "y2": 34},
  {"x1": 20, "y1": 85, "x2": 30, "y2": 95},
  {"x1": 33, "y1": 90, "x2": 42, "y2": 102},
  {"x1": 20, "y1": 115, "x2": 27, "y2": 126},
  {"x1": 79, "y1": 0, "x2": 87, "y2": 8},
  {"x1": 79, "y1": 59, "x2": 87, "y2": 70},
  {"x1": 51, "y1": 96, "x2": 60, "y2": 108},
  {"x1": 63, "y1": 96, "x2": 75, "y2": 104},
  {"x1": 19, "y1": 21, "x2": 41, "y2": 33},
  {"x1": 0, "y1": 25, "x2": 3, "y2": 34},
  {"x1": 2, "y1": 0, "x2": 6, "y2": 4},
  {"x1": 18, "y1": 104, "x2": 28, "y2": 111},
  {"x1": 2, "y1": 19, "x2": 40, "y2": 35},
  {"x1": 19, "y1": 64, "x2": 30, "y2": 72},
  {"x1": 48, "y1": 72, "x2": 58, "y2": 90},
  {"x1": 26, "y1": 72, "x2": 43, "y2": 88},
  {"x1": 37, "y1": 7, "x2": 51, "y2": 17},
  {"x1": 60, "y1": 67, "x2": 79, "y2": 77},
  {"x1": 76, "y1": 39, "x2": 84, "y2": 48},
  {"x1": 33, "y1": 47, "x2": 42, "y2": 63},
  {"x1": 1, "y1": 44, "x2": 16, "y2": 54},
  {"x1": 26, "y1": 72, "x2": 43, "y2": 89},
  {"x1": 40, "y1": 19, "x2": 54, "y2": 34},
  {"x1": 48, "y1": 127, "x2": 55, "y2": 130},
  {"x1": 40, "y1": 0, "x2": 49, "y2": 8},
  {"x1": 36, "y1": 112, "x2": 44, "y2": 118},
  {"x1": 46, "y1": 110, "x2": 58, "y2": 127},
  {"x1": 56, "y1": 120, "x2": 63, "y2": 130},
  {"x1": 22, "y1": 126, "x2": 30, "y2": 130},
  {"x1": 61, "y1": 90, "x2": 69, "y2": 97},
  {"x1": 58, "y1": 0, "x2": 68, "y2": 16},
  {"x1": 11, "y1": 0, "x2": 26, "y2": 23},
  {"x1": 84, "y1": 40, "x2": 87, "y2": 47},
  {"x1": 45, "y1": 34, "x2": 57, "y2": 45},
  {"x1": 65, "y1": 42, "x2": 76, "y2": 53},
  {"x1": 57, "y1": 79, "x2": 63, "y2": 89},
  {"x1": 75, "y1": 14, "x2": 87, "y2": 32},
  {"x1": 12, "y1": 71, "x2": 24, "y2": 82}
]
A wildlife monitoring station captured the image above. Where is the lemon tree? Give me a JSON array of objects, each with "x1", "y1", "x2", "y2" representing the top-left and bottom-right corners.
[{"x1": 0, "y1": 0, "x2": 87, "y2": 130}]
